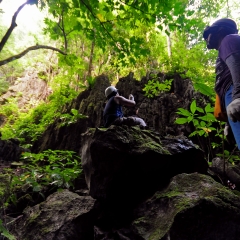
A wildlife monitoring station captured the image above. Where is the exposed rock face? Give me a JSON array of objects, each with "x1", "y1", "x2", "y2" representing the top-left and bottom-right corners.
[
  {"x1": 13, "y1": 189, "x2": 98, "y2": 240},
  {"x1": 116, "y1": 72, "x2": 208, "y2": 135},
  {"x1": 0, "y1": 67, "x2": 51, "y2": 110},
  {"x1": 130, "y1": 173, "x2": 240, "y2": 240},
  {"x1": 81, "y1": 125, "x2": 208, "y2": 202}
]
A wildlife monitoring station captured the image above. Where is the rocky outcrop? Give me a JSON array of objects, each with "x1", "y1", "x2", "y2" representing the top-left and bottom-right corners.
[
  {"x1": 13, "y1": 189, "x2": 99, "y2": 240},
  {"x1": 3, "y1": 125, "x2": 240, "y2": 240},
  {"x1": 116, "y1": 72, "x2": 209, "y2": 135},
  {"x1": 14, "y1": 173, "x2": 240, "y2": 240},
  {"x1": 31, "y1": 72, "x2": 208, "y2": 153},
  {"x1": 81, "y1": 125, "x2": 208, "y2": 202}
]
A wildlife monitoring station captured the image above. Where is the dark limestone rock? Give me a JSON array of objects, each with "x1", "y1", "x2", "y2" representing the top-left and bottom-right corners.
[
  {"x1": 81, "y1": 126, "x2": 208, "y2": 202},
  {"x1": 0, "y1": 139, "x2": 28, "y2": 163},
  {"x1": 13, "y1": 189, "x2": 99, "y2": 240},
  {"x1": 129, "y1": 173, "x2": 240, "y2": 240},
  {"x1": 116, "y1": 72, "x2": 209, "y2": 136}
]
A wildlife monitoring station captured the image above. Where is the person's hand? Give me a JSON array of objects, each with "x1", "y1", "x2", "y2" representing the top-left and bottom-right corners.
[
  {"x1": 227, "y1": 98, "x2": 240, "y2": 122},
  {"x1": 224, "y1": 123, "x2": 235, "y2": 144},
  {"x1": 129, "y1": 94, "x2": 134, "y2": 101},
  {"x1": 224, "y1": 124, "x2": 230, "y2": 137}
]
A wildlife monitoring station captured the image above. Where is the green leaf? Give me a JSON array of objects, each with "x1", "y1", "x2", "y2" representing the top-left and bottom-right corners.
[
  {"x1": 198, "y1": 130, "x2": 205, "y2": 136},
  {"x1": 193, "y1": 119, "x2": 199, "y2": 126},
  {"x1": 194, "y1": 83, "x2": 213, "y2": 96},
  {"x1": 190, "y1": 100, "x2": 197, "y2": 114},
  {"x1": 205, "y1": 104, "x2": 214, "y2": 113},
  {"x1": 175, "y1": 118, "x2": 188, "y2": 124},
  {"x1": 187, "y1": 116, "x2": 193, "y2": 122},
  {"x1": 176, "y1": 108, "x2": 191, "y2": 117},
  {"x1": 196, "y1": 107, "x2": 204, "y2": 113}
]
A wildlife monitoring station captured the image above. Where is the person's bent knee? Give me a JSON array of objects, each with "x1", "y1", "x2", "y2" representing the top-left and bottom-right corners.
[{"x1": 135, "y1": 117, "x2": 146, "y2": 127}]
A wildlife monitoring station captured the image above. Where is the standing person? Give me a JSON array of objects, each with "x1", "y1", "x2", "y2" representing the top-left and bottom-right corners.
[
  {"x1": 203, "y1": 18, "x2": 240, "y2": 148},
  {"x1": 103, "y1": 86, "x2": 147, "y2": 128}
]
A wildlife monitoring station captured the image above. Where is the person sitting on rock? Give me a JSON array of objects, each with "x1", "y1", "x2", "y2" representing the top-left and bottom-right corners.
[{"x1": 103, "y1": 86, "x2": 147, "y2": 128}]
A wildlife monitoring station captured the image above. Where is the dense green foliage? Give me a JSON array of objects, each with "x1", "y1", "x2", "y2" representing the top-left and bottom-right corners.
[{"x1": 3, "y1": 149, "x2": 82, "y2": 206}]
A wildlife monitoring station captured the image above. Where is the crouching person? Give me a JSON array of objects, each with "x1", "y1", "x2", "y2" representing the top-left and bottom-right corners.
[{"x1": 103, "y1": 86, "x2": 147, "y2": 128}]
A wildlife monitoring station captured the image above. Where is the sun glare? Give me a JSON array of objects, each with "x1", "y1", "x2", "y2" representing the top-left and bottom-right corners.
[
  {"x1": 0, "y1": 0, "x2": 48, "y2": 49},
  {"x1": 0, "y1": 0, "x2": 44, "y2": 33}
]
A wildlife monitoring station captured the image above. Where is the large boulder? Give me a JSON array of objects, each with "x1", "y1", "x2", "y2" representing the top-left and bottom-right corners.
[
  {"x1": 13, "y1": 189, "x2": 99, "y2": 240},
  {"x1": 94, "y1": 173, "x2": 240, "y2": 240},
  {"x1": 130, "y1": 173, "x2": 240, "y2": 240},
  {"x1": 81, "y1": 125, "x2": 208, "y2": 203}
]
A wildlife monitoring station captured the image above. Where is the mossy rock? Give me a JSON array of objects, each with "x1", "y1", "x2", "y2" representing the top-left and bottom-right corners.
[
  {"x1": 132, "y1": 173, "x2": 240, "y2": 240},
  {"x1": 81, "y1": 126, "x2": 207, "y2": 202}
]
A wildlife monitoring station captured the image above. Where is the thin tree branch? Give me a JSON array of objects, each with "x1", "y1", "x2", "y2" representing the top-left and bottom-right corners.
[
  {"x1": 61, "y1": 8, "x2": 68, "y2": 51},
  {"x1": 0, "y1": 45, "x2": 67, "y2": 66},
  {"x1": 57, "y1": 8, "x2": 68, "y2": 52},
  {"x1": 0, "y1": 0, "x2": 30, "y2": 52}
]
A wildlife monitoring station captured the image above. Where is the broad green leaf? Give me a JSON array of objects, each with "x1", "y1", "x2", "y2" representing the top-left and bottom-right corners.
[
  {"x1": 194, "y1": 83, "x2": 213, "y2": 96},
  {"x1": 175, "y1": 118, "x2": 188, "y2": 124},
  {"x1": 196, "y1": 107, "x2": 204, "y2": 113},
  {"x1": 176, "y1": 108, "x2": 191, "y2": 117},
  {"x1": 205, "y1": 104, "x2": 213, "y2": 113},
  {"x1": 198, "y1": 130, "x2": 205, "y2": 136}
]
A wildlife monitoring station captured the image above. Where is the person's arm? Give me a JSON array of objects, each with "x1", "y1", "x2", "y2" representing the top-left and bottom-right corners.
[
  {"x1": 226, "y1": 52, "x2": 240, "y2": 100},
  {"x1": 114, "y1": 95, "x2": 136, "y2": 107},
  {"x1": 226, "y1": 52, "x2": 240, "y2": 121}
]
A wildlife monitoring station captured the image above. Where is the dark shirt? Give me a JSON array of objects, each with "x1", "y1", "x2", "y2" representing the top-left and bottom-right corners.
[
  {"x1": 216, "y1": 34, "x2": 240, "y2": 109},
  {"x1": 103, "y1": 96, "x2": 123, "y2": 127}
]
